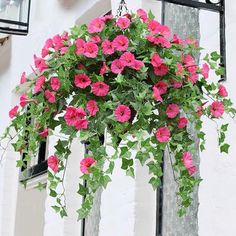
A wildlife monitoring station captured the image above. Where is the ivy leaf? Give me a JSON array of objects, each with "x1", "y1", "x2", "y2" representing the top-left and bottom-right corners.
[
  {"x1": 210, "y1": 51, "x2": 221, "y2": 61},
  {"x1": 126, "y1": 167, "x2": 135, "y2": 178},
  {"x1": 149, "y1": 177, "x2": 161, "y2": 190},
  {"x1": 121, "y1": 158, "x2": 133, "y2": 170},
  {"x1": 49, "y1": 189, "x2": 57, "y2": 197},
  {"x1": 52, "y1": 205, "x2": 61, "y2": 213},
  {"x1": 77, "y1": 184, "x2": 88, "y2": 196},
  {"x1": 220, "y1": 143, "x2": 230, "y2": 154}
]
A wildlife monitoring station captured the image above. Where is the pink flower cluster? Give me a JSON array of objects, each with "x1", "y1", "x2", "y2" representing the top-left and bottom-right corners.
[
  {"x1": 80, "y1": 157, "x2": 96, "y2": 174},
  {"x1": 182, "y1": 152, "x2": 196, "y2": 176}
]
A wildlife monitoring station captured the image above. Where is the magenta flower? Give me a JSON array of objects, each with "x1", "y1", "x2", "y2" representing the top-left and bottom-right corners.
[
  {"x1": 201, "y1": 63, "x2": 210, "y2": 79},
  {"x1": 75, "y1": 119, "x2": 89, "y2": 130},
  {"x1": 52, "y1": 34, "x2": 64, "y2": 51},
  {"x1": 20, "y1": 94, "x2": 28, "y2": 107},
  {"x1": 137, "y1": 8, "x2": 148, "y2": 22},
  {"x1": 84, "y1": 42, "x2": 98, "y2": 58},
  {"x1": 80, "y1": 157, "x2": 96, "y2": 174},
  {"x1": 218, "y1": 84, "x2": 228, "y2": 97},
  {"x1": 210, "y1": 101, "x2": 224, "y2": 118},
  {"x1": 88, "y1": 18, "x2": 105, "y2": 33},
  {"x1": 89, "y1": 35, "x2": 101, "y2": 44},
  {"x1": 39, "y1": 128, "x2": 49, "y2": 137},
  {"x1": 178, "y1": 117, "x2": 188, "y2": 129},
  {"x1": 34, "y1": 75, "x2": 46, "y2": 93},
  {"x1": 45, "y1": 90, "x2": 56, "y2": 104},
  {"x1": 171, "y1": 80, "x2": 182, "y2": 89},
  {"x1": 64, "y1": 107, "x2": 86, "y2": 127},
  {"x1": 50, "y1": 77, "x2": 60, "y2": 91},
  {"x1": 100, "y1": 61, "x2": 109, "y2": 76},
  {"x1": 120, "y1": 52, "x2": 135, "y2": 67},
  {"x1": 74, "y1": 74, "x2": 91, "y2": 89},
  {"x1": 148, "y1": 20, "x2": 161, "y2": 34},
  {"x1": 155, "y1": 127, "x2": 171, "y2": 143},
  {"x1": 182, "y1": 152, "x2": 196, "y2": 176},
  {"x1": 153, "y1": 86, "x2": 163, "y2": 102},
  {"x1": 20, "y1": 72, "x2": 27, "y2": 84},
  {"x1": 117, "y1": 17, "x2": 130, "y2": 29},
  {"x1": 114, "y1": 105, "x2": 131, "y2": 123},
  {"x1": 158, "y1": 25, "x2": 171, "y2": 37},
  {"x1": 75, "y1": 38, "x2": 86, "y2": 55},
  {"x1": 48, "y1": 155, "x2": 59, "y2": 173},
  {"x1": 9, "y1": 106, "x2": 19, "y2": 119},
  {"x1": 151, "y1": 52, "x2": 163, "y2": 68},
  {"x1": 130, "y1": 60, "x2": 144, "y2": 71},
  {"x1": 154, "y1": 37, "x2": 171, "y2": 48},
  {"x1": 166, "y1": 104, "x2": 179, "y2": 118},
  {"x1": 171, "y1": 34, "x2": 183, "y2": 45},
  {"x1": 102, "y1": 14, "x2": 113, "y2": 22},
  {"x1": 86, "y1": 100, "x2": 99, "y2": 116},
  {"x1": 111, "y1": 59, "x2": 125, "y2": 74},
  {"x1": 154, "y1": 64, "x2": 168, "y2": 76},
  {"x1": 91, "y1": 81, "x2": 110, "y2": 97},
  {"x1": 34, "y1": 55, "x2": 48, "y2": 73},
  {"x1": 113, "y1": 35, "x2": 129, "y2": 51},
  {"x1": 154, "y1": 81, "x2": 168, "y2": 95},
  {"x1": 101, "y1": 39, "x2": 114, "y2": 55}
]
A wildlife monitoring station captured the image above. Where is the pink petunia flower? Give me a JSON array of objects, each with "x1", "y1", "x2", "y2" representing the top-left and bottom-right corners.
[
  {"x1": 45, "y1": 90, "x2": 56, "y2": 104},
  {"x1": 74, "y1": 74, "x2": 91, "y2": 89},
  {"x1": 171, "y1": 34, "x2": 183, "y2": 45},
  {"x1": 158, "y1": 25, "x2": 171, "y2": 37},
  {"x1": 137, "y1": 8, "x2": 148, "y2": 22},
  {"x1": 52, "y1": 34, "x2": 64, "y2": 51},
  {"x1": 34, "y1": 75, "x2": 46, "y2": 93},
  {"x1": 86, "y1": 100, "x2": 99, "y2": 116},
  {"x1": 20, "y1": 94, "x2": 28, "y2": 107},
  {"x1": 178, "y1": 117, "x2": 188, "y2": 129},
  {"x1": 80, "y1": 157, "x2": 96, "y2": 174},
  {"x1": 88, "y1": 18, "x2": 105, "y2": 34},
  {"x1": 75, "y1": 38, "x2": 86, "y2": 55},
  {"x1": 148, "y1": 20, "x2": 161, "y2": 34},
  {"x1": 74, "y1": 119, "x2": 89, "y2": 130},
  {"x1": 188, "y1": 73, "x2": 198, "y2": 85},
  {"x1": 182, "y1": 152, "x2": 196, "y2": 176},
  {"x1": 60, "y1": 47, "x2": 68, "y2": 55},
  {"x1": 100, "y1": 61, "x2": 109, "y2": 76},
  {"x1": 114, "y1": 105, "x2": 131, "y2": 123},
  {"x1": 48, "y1": 155, "x2": 59, "y2": 173},
  {"x1": 20, "y1": 72, "x2": 27, "y2": 84},
  {"x1": 64, "y1": 107, "x2": 86, "y2": 127},
  {"x1": 113, "y1": 35, "x2": 129, "y2": 51},
  {"x1": 102, "y1": 39, "x2": 115, "y2": 55},
  {"x1": 117, "y1": 17, "x2": 130, "y2": 29},
  {"x1": 210, "y1": 101, "x2": 224, "y2": 118},
  {"x1": 50, "y1": 77, "x2": 60, "y2": 91},
  {"x1": 154, "y1": 81, "x2": 168, "y2": 95},
  {"x1": 153, "y1": 86, "x2": 163, "y2": 102},
  {"x1": 111, "y1": 59, "x2": 125, "y2": 74},
  {"x1": 61, "y1": 31, "x2": 69, "y2": 40},
  {"x1": 176, "y1": 63, "x2": 184, "y2": 76},
  {"x1": 218, "y1": 84, "x2": 228, "y2": 97},
  {"x1": 9, "y1": 106, "x2": 19, "y2": 119},
  {"x1": 154, "y1": 37, "x2": 171, "y2": 48},
  {"x1": 92, "y1": 81, "x2": 110, "y2": 97},
  {"x1": 151, "y1": 52, "x2": 163, "y2": 67},
  {"x1": 166, "y1": 103, "x2": 179, "y2": 118},
  {"x1": 83, "y1": 42, "x2": 98, "y2": 58},
  {"x1": 34, "y1": 55, "x2": 48, "y2": 73},
  {"x1": 184, "y1": 38, "x2": 198, "y2": 48},
  {"x1": 102, "y1": 14, "x2": 113, "y2": 22},
  {"x1": 39, "y1": 128, "x2": 49, "y2": 137},
  {"x1": 120, "y1": 52, "x2": 135, "y2": 67},
  {"x1": 201, "y1": 63, "x2": 210, "y2": 79},
  {"x1": 89, "y1": 35, "x2": 101, "y2": 44},
  {"x1": 130, "y1": 60, "x2": 144, "y2": 71},
  {"x1": 154, "y1": 64, "x2": 168, "y2": 76},
  {"x1": 171, "y1": 80, "x2": 182, "y2": 89},
  {"x1": 155, "y1": 126, "x2": 171, "y2": 143}
]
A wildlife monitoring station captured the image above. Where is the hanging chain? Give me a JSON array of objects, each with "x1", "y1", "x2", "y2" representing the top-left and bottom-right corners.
[{"x1": 116, "y1": 0, "x2": 129, "y2": 18}]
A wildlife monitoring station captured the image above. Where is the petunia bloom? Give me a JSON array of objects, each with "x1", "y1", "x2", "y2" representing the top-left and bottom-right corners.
[
  {"x1": 117, "y1": 17, "x2": 130, "y2": 29},
  {"x1": 137, "y1": 8, "x2": 148, "y2": 22},
  {"x1": 100, "y1": 61, "x2": 109, "y2": 76},
  {"x1": 154, "y1": 64, "x2": 168, "y2": 76},
  {"x1": 154, "y1": 81, "x2": 168, "y2": 95},
  {"x1": 148, "y1": 20, "x2": 161, "y2": 34},
  {"x1": 39, "y1": 128, "x2": 49, "y2": 137},
  {"x1": 91, "y1": 81, "x2": 110, "y2": 97},
  {"x1": 130, "y1": 60, "x2": 144, "y2": 71},
  {"x1": 201, "y1": 63, "x2": 210, "y2": 79},
  {"x1": 101, "y1": 39, "x2": 114, "y2": 55},
  {"x1": 48, "y1": 155, "x2": 59, "y2": 173},
  {"x1": 182, "y1": 152, "x2": 196, "y2": 176},
  {"x1": 74, "y1": 74, "x2": 91, "y2": 89},
  {"x1": 218, "y1": 84, "x2": 228, "y2": 97},
  {"x1": 20, "y1": 72, "x2": 27, "y2": 84},
  {"x1": 166, "y1": 103, "x2": 179, "y2": 118},
  {"x1": 86, "y1": 100, "x2": 99, "y2": 116},
  {"x1": 151, "y1": 52, "x2": 163, "y2": 68},
  {"x1": 64, "y1": 107, "x2": 86, "y2": 127},
  {"x1": 111, "y1": 59, "x2": 125, "y2": 74},
  {"x1": 34, "y1": 75, "x2": 46, "y2": 93},
  {"x1": 113, "y1": 35, "x2": 129, "y2": 51},
  {"x1": 44, "y1": 89, "x2": 56, "y2": 104},
  {"x1": 9, "y1": 106, "x2": 19, "y2": 119},
  {"x1": 155, "y1": 126, "x2": 171, "y2": 143},
  {"x1": 20, "y1": 94, "x2": 28, "y2": 107},
  {"x1": 80, "y1": 157, "x2": 96, "y2": 174},
  {"x1": 120, "y1": 52, "x2": 135, "y2": 67},
  {"x1": 88, "y1": 18, "x2": 105, "y2": 34},
  {"x1": 50, "y1": 77, "x2": 60, "y2": 91},
  {"x1": 114, "y1": 105, "x2": 131, "y2": 123},
  {"x1": 178, "y1": 117, "x2": 188, "y2": 129},
  {"x1": 210, "y1": 101, "x2": 224, "y2": 118},
  {"x1": 34, "y1": 55, "x2": 48, "y2": 73},
  {"x1": 83, "y1": 42, "x2": 98, "y2": 58},
  {"x1": 153, "y1": 86, "x2": 163, "y2": 102},
  {"x1": 171, "y1": 80, "x2": 182, "y2": 89},
  {"x1": 75, "y1": 38, "x2": 86, "y2": 55}
]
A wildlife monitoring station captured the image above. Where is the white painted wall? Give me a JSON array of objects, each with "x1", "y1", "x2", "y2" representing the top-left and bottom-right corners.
[{"x1": 198, "y1": 1, "x2": 236, "y2": 236}]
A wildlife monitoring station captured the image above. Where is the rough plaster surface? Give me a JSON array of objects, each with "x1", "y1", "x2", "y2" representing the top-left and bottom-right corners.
[{"x1": 162, "y1": 3, "x2": 200, "y2": 236}]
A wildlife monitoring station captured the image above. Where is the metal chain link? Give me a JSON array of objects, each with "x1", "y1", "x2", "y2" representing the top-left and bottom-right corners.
[{"x1": 116, "y1": 0, "x2": 129, "y2": 18}]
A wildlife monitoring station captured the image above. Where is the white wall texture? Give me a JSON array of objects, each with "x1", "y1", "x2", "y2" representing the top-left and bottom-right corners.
[{"x1": 0, "y1": 0, "x2": 236, "y2": 236}]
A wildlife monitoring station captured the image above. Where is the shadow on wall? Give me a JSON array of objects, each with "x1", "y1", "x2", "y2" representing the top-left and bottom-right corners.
[
  {"x1": 58, "y1": 0, "x2": 79, "y2": 9},
  {"x1": 0, "y1": 36, "x2": 12, "y2": 76}
]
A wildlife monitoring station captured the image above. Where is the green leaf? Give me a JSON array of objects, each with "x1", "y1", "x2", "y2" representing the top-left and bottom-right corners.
[
  {"x1": 221, "y1": 124, "x2": 228, "y2": 132},
  {"x1": 210, "y1": 51, "x2": 221, "y2": 62},
  {"x1": 49, "y1": 189, "x2": 57, "y2": 197},
  {"x1": 52, "y1": 205, "x2": 61, "y2": 213},
  {"x1": 149, "y1": 177, "x2": 161, "y2": 189},
  {"x1": 77, "y1": 184, "x2": 88, "y2": 196},
  {"x1": 126, "y1": 167, "x2": 135, "y2": 178},
  {"x1": 121, "y1": 158, "x2": 133, "y2": 170},
  {"x1": 220, "y1": 143, "x2": 230, "y2": 154}
]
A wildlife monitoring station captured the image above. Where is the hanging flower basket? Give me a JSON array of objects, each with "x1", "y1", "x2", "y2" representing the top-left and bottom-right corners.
[{"x1": 1, "y1": 9, "x2": 235, "y2": 219}]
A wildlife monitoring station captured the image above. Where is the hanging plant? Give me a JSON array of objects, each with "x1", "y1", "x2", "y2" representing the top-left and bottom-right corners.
[{"x1": 1, "y1": 9, "x2": 235, "y2": 219}]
